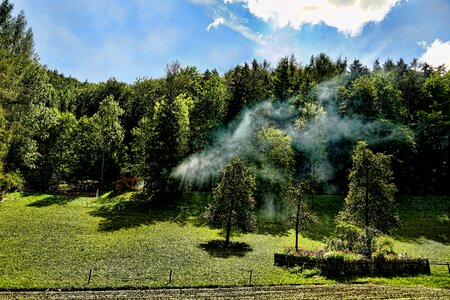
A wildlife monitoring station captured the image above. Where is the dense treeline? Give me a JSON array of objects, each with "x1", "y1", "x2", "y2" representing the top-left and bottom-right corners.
[{"x1": 0, "y1": 0, "x2": 449, "y2": 200}]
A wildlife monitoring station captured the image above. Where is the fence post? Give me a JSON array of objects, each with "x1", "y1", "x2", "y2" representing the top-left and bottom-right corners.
[
  {"x1": 249, "y1": 270, "x2": 253, "y2": 284},
  {"x1": 88, "y1": 269, "x2": 92, "y2": 284},
  {"x1": 168, "y1": 269, "x2": 172, "y2": 284},
  {"x1": 425, "y1": 259, "x2": 431, "y2": 275}
]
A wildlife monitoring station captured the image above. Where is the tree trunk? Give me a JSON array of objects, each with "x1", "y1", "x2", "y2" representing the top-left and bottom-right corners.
[
  {"x1": 295, "y1": 202, "x2": 300, "y2": 251},
  {"x1": 311, "y1": 159, "x2": 315, "y2": 209},
  {"x1": 365, "y1": 170, "x2": 372, "y2": 258},
  {"x1": 225, "y1": 208, "x2": 232, "y2": 245},
  {"x1": 100, "y1": 149, "x2": 105, "y2": 189}
]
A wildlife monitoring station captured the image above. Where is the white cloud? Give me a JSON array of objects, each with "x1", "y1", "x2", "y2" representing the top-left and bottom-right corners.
[
  {"x1": 225, "y1": 18, "x2": 266, "y2": 44},
  {"x1": 198, "y1": 0, "x2": 266, "y2": 44},
  {"x1": 417, "y1": 41, "x2": 428, "y2": 49},
  {"x1": 207, "y1": 17, "x2": 225, "y2": 30},
  {"x1": 226, "y1": 0, "x2": 401, "y2": 37},
  {"x1": 419, "y1": 39, "x2": 450, "y2": 69}
]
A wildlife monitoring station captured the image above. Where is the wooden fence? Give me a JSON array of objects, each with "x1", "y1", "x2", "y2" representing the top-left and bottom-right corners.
[
  {"x1": 430, "y1": 261, "x2": 450, "y2": 273},
  {"x1": 274, "y1": 253, "x2": 431, "y2": 277}
]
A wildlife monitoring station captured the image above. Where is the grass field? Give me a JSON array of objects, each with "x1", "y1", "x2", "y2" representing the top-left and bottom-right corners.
[{"x1": 0, "y1": 192, "x2": 448, "y2": 290}]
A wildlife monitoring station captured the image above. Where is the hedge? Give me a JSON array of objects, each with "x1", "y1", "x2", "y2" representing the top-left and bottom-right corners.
[{"x1": 274, "y1": 253, "x2": 431, "y2": 277}]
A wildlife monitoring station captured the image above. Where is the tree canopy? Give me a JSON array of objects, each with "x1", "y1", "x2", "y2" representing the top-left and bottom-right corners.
[
  {"x1": 204, "y1": 157, "x2": 256, "y2": 245},
  {"x1": 337, "y1": 141, "x2": 399, "y2": 256}
]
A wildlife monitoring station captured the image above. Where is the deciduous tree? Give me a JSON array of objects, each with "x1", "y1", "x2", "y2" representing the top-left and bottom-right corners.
[
  {"x1": 337, "y1": 141, "x2": 399, "y2": 257},
  {"x1": 204, "y1": 158, "x2": 256, "y2": 245},
  {"x1": 286, "y1": 180, "x2": 317, "y2": 251},
  {"x1": 92, "y1": 96, "x2": 125, "y2": 188}
]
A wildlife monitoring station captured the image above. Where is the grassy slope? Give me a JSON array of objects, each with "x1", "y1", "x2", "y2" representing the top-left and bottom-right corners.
[{"x1": 0, "y1": 192, "x2": 448, "y2": 289}]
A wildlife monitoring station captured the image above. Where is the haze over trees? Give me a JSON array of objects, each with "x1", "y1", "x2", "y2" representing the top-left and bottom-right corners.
[{"x1": 0, "y1": 0, "x2": 449, "y2": 205}]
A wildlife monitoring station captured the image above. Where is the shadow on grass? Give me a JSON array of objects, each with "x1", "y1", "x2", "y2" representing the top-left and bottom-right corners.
[
  {"x1": 26, "y1": 193, "x2": 74, "y2": 207},
  {"x1": 302, "y1": 214, "x2": 337, "y2": 241},
  {"x1": 89, "y1": 193, "x2": 211, "y2": 232},
  {"x1": 90, "y1": 200, "x2": 192, "y2": 231},
  {"x1": 199, "y1": 240, "x2": 253, "y2": 258},
  {"x1": 394, "y1": 217, "x2": 449, "y2": 245},
  {"x1": 90, "y1": 201, "x2": 156, "y2": 231},
  {"x1": 255, "y1": 219, "x2": 290, "y2": 237},
  {"x1": 392, "y1": 196, "x2": 450, "y2": 245}
]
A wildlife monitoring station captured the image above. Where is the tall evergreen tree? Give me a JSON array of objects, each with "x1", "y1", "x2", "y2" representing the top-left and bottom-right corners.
[{"x1": 132, "y1": 93, "x2": 193, "y2": 199}]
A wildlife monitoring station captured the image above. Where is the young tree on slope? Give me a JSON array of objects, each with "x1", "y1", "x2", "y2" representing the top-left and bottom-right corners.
[
  {"x1": 204, "y1": 157, "x2": 256, "y2": 245},
  {"x1": 286, "y1": 180, "x2": 317, "y2": 251},
  {"x1": 92, "y1": 96, "x2": 124, "y2": 188},
  {"x1": 337, "y1": 140, "x2": 399, "y2": 257}
]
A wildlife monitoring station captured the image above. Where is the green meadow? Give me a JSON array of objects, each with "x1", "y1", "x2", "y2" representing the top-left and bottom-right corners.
[{"x1": 0, "y1": 192, "x2": 448, "y2": 289}]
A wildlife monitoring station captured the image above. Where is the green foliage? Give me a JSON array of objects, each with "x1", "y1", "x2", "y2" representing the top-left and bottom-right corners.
[
  {"x1": 415, "y1": 71, "x2": 450, "y2": 193},
  {"x1": 306, "y1": 53, "x2": 347, "y2": 85},
  {"x1": 72, "y1": 115, "x2": 99, "y2": 184},
  {"x1": 189, "y1": 69, "x2": 228, "y2": 152},
  {"x1": 251, "y1": 127, "x2": 295, "y2": 207},
  {"x1": 132, "y1": 93, "x2": 193, "y2": 198},
  {"x1": 25, "y1": 109, "x2": 78, "y2": 188},
  {"x1": 294, "y1": 100, "x2": 328, "y2": 186},
  {"x1": 92, "y1": 95, "x2": 125, "y2": 186},
  {"x1": 224, "y1": 59, "x2": 272, "y2": 120},
  {"x1": 0, "y1": 0, "x2": 34, "y2": 58},
  {"x1": 287, "y1": 265, "x2": 321, "y2": 278},
  {"x1": 0, "y1": 108, "x2": 22, "y2": 192},
  {"x1": 273, "y1": 56, "x2": 299, "y2": 101},
  {"x1": 204, "y1": 158, "x2": 256, "y2": 244},
  {"x1": 339, "y1": 73, "x2": 407, "y2": 122},
  {"x1": 327, "y1": 221, "x2": 367, "y2": 254},
  {"x1": 74, "y1": 79, "x2": 130, "y2": 118},
  {"x1": 336, "y1": 141, "x2": 400, "y2": 257},
  {"x1": 338, "y1": 141, "x2": 399, "y2": 235},
  {"x1": 372, "y1": 236, "x2": 396, "y2": 258}
]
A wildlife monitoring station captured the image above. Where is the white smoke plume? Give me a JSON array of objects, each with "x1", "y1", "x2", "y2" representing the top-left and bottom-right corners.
[{"x1": 171, "y1": 78, "x2": 410, "y2": 190}]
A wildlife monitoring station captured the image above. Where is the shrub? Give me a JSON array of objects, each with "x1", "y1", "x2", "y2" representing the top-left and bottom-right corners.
[{"x1": 327, "y1": 222, "x2": 382, "y2": 255}]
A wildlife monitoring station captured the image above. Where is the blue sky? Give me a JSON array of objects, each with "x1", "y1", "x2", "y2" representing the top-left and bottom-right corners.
[{"x1": 12, "y1": 0, "x2": 450, "y2": 83}]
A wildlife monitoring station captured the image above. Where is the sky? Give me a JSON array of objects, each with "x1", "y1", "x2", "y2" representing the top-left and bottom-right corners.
[{"x1": 11, "y1": 0, "x2": 450, "y2": 83}]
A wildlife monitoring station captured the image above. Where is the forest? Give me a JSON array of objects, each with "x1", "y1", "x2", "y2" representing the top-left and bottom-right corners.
[{"x1": 1, "y1": 0, "x2": 449, "y2": 202}]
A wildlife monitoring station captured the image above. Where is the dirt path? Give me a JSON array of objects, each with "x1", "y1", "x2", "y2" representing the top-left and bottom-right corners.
[{"x1": 1, "y1": 284, "x2": 449, "y2": 299}]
